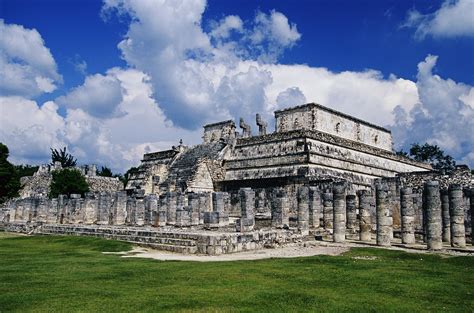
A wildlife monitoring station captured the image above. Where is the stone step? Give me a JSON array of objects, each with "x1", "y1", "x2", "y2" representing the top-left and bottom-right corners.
[
  {"x1": 40, "y1": 225, "x2": 203, "y2": 240},
  {"x1": 40, "y1": 229, "x2": 198, "y2": 247},
  {"x1": 133, "y1": 242, "x2": 198, "y2": 254}
]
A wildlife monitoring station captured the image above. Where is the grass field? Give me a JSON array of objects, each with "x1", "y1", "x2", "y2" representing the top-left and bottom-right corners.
[{"x1": 0, "y1": 233, "x2": 473, "y2": 312}]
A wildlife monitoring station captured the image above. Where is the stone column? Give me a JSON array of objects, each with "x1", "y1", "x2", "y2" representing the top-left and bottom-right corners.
[
  {"x1": 166, "y1": 192, "x2": 177, "y2": 225},
  {"x1": 83, "y1": 193, "x2": 98, "y2": 224},
  {"x1": 156, "y1": 195, "x2": 167, "y2": 227},
  {"x1": 332, "y1": 182, "x2": 346, "y2": 243},
  {"x1": 358, "y1": 190, "x2": 372, "y2": 241},
  {"x1": 297, "y1": 186, "x2": 310, "y2": 236},
  {"x1": 424, "y1": 181, "x2": 442, "y2": 250},
  {"x1": 113, "y1": 191, "x2": 127, "y2": 225},
  {"x1": 235, "y1": 188, "x2": 255, "y2": 232},
  {"x1": 98, "y1": 192, "x2": 111, "y2": 224},
  {"x1": 175, "y1": 206, "x2": 190, "y2": 227},
  {"x1": 126, "y1": 198, "x2": 136, "y2": 225},
  {"x1": 188, "y1": 192, "x2": 200, "y2": 226},
  {"x1": 400, "y1": 187, "x2": 415, "y2": 244},
  {"x1": 47, "y1": 198, "x2": 59, "y2": 223},
  {"x1": 346, "y1": 194, "x2": 357, "y2": 235},
  {"x1": 271, "y1": 187, "x2": 289, "y2": 228},
  {"x1": 144, "y1": 195, "x2": 158, "y2": 226},
  {"x1": 36, "y1": 198, "x2": 49, "y2": 223},
  {"x1": 440, "y1": 189, "x2": 451, "y2": 243},
  {"x1": 376, "y1": 183, "x2": 391, "y2": 247},
  {"x1": 309, "y1": 187, "x2": 321, "y2": 228},
  {"x1": 449, "y1": 184, "x2": 466, "y2": 248},
  {"x1": 199, "y1": 193, "x2": 211, "y2": 224},
  {"x1": 204, "y1": 192, "x2": 229, "y2": 229},
  {"x1": 322, "y1": 190, "x2": 333, "y2": 230},
  {"x1": 58, "y1": 195, "x2": 68, "y2": 224},
  {"x1": 471, "y1": 188, "x2": 474, "y2": 246}
]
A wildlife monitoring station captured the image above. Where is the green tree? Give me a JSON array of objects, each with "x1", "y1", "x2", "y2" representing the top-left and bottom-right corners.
[
  {"x1": 51, "y1": 147, "x2": 77, "y2": 168},
  {"x1": 14, "y1": 165, "x2": 39, "y2": 178},
  {"x1": 97, "y1": 166, "x2": 113, "y2": 177},
  {"x1": 400, "y1": 143, "x2": 456, "y2": 172},
  {"x1": 49, "y1": 168, "x2": 89, "y2": 198},
  {"x1": 0, "y1": 143, "x2": 21, "y2": 203},
  {"x1": 121, "y1": 166, "x2": 139, "y2": 188}
]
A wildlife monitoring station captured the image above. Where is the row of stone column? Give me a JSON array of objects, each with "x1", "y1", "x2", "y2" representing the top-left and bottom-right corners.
[
  {"x1": 307, "y1": 181, "x2": 473, "y2": 249},
  {"x1": 383, "y1": 181, "x2": 472, "y2": 250}
]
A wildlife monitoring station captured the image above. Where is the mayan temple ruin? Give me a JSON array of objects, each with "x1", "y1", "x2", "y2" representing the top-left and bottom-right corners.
[{"x1": 1, "y1": 103, "x2": 473, "y2": 255}]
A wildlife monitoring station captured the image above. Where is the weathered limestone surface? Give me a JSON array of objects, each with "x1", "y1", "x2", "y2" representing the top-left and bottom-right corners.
[
  {"x1": 114, "y1": 191, "x2": 127, "y2": 225},
  {"x1": 203, "y1": 192, "x2": 230, "y2": 229},
  {"x1": 440, "y1": 189, "x2": 451, "y2": 243},
  {"x1": 297, "y1": 186, "x2": 310, "y2": 235},
  {"x1": 424, "y1": 181, "x2": 442, "y2": 250},
  {"x1": 236, "y1": 188, "x2": 255, "y2": 232},
  {"x1": 376, "y1": 183, "x2": 391, "y2": 246},
  {"x1": 358, "y1": 190, "x2": 372, "y2": 241},
  {"x1": 309, "y1": 187, "x2": 321, "y2": 228},
  {"x1": 471, "y1": 188, "x2": 474, "y2": 245},
  {"x1": 400, "y1": 187, "x2": 415, "y2": 244},
  {"x1": 322, "y1": 190, "x2": 333, "y2": 230},
  {"x1": 332, "y1": 183, "x2": 346, "y2": 243},
  {"x1": 449, "y1": 184, "x2": 466, "y2": 248},
  {"x1": 166, "y1": 192, "x2": 177, "y2": 225},
  {"x1": 346, "y1": 194, "x2": 357, "y2": 234},
  {"x1": 270, "y1": 188, "x2": 289, "y2": 228}
]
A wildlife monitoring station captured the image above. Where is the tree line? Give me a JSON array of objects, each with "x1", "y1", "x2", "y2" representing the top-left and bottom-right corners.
[{"x1": 0, "y1": 143, "x2": 138, "y2": 203}]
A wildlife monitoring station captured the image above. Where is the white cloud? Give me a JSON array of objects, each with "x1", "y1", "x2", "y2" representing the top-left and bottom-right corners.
[
  {"x1": 391, "y1": 55, "x2": 474, "y2": 165},
  {"x1": 56, "y1": 71, "x2": 124, "y2": 118},
  {"x1": 0, "y1": 19, "x2": 62, "y2": 98},
  {"x1": 247, "y1": 10, "x2": 301, "y2": 62},
  {"x1": 2, "y1": 1, "x2": 473, "y2": 171},
  {"x1": 403, "y1": 0, "x2": 474, "y2": 39},
  {"x1": 276, "y1": 87, "x2": 307, "y2": 108},
  {"x1": 210, "y1": 15, "x2": 243, "y2": 39},
  {"x1": 0, "y1": 97, "x2": 65, "y2": 163},
  {"x1": 0, "y1": 68, "x2": 200, "y2": 172}
]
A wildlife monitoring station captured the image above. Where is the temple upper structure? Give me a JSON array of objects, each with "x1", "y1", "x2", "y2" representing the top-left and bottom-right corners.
[{"x1": 126, "y1": 102, "x2": 431, "y2": 197}]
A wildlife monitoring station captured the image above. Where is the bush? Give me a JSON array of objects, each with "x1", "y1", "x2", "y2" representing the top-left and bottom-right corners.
[
  {"x1": 0, "y1": 143, "x2": 20, "y2": 203},
  {"x1": 49, "y1": 168, "x2": 89, "y2": 198}
]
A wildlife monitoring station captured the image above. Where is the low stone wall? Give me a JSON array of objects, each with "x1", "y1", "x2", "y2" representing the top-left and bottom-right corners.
[{"x1": 2, "y1": 223, "x2": 302, "y2": 256}]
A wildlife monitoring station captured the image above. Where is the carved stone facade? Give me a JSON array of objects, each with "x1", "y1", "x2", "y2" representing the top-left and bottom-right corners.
[{"x1": 127, "y1": 103, "x2": 431, "y2": 199}]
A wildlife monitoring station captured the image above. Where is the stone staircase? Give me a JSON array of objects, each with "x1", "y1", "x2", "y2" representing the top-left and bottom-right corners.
[{"x1": 38, "y1": 224, "x2": 200, "y2": 254}]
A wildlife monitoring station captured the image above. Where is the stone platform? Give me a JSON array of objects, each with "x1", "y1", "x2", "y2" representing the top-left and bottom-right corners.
[{"x1": 2, "y1": 223, "x2": 302, "y2": 255}]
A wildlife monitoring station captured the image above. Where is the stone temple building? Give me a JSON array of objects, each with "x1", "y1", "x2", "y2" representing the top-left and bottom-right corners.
[
  {"x1": 126, "y1": 103, "x2": 431, "y2": 209},
  {"x1": 2, "y1": 103, "x2": 472, "y2": 255}
]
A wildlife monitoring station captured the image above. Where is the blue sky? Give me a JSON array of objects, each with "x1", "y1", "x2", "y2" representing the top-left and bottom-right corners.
[{"x1": 1, "y1": 0, "x2": 473, "y2": 171}]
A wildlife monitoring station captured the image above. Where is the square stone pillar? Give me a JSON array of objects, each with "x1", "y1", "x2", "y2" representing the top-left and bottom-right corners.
[
  {"x1": 270, "y1": 187, "x2": 289, "y2": 229},
  {"x1": 235, "y1": 188, "x2": 255, "y2": 232},
  {"x1": 297, "y1": 186, "x2": 310, "y2": 236}
]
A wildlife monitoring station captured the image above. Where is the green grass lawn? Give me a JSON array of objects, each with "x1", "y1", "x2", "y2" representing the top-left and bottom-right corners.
[{"x1": 0, "y1": 234, "x2": 472, "y2": 312}]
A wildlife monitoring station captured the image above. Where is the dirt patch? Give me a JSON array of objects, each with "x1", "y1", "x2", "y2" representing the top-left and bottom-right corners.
[
  {"x1": 119, "y1": 242, "x2": 350, "y2": 262},
  {"x1": 108, "y1": 239, "x2": 474, "y2": 262}
]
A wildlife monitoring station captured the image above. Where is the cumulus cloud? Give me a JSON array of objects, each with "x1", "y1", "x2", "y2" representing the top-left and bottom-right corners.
[
  {"x1": 2, "y1": 1, "x2": 472, "y2": 171},
  {"x1": 391, "y1": 55, "x2": 474, "y2": 165},
  {"x1": 248, "y1": 10, "x2": 301, "y2": 62},
  {"x1": 0, "y1": 68, "x2": 200, "y2": 172},
  {"x1": 0, "y1": 19, "x2": 62, "y2": 98},
  {"x1": 0, "y1": 97, "x2": 66, "y2": 163},
  {"x1": 56, "y1": 71, "x2": 124, "y2": 118},
  {"x1": 276, "y1": 87, "x2": 307, "y2": 108},
  {"x1": 101, "y1": 0, "x2": 303, "y2": 129},
  {"x1": 403, "y1": 0, "x2": 474, "y2": 39},
  {"x1": 210, "y1": 15, "x2": 243, "y2": 39}
]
